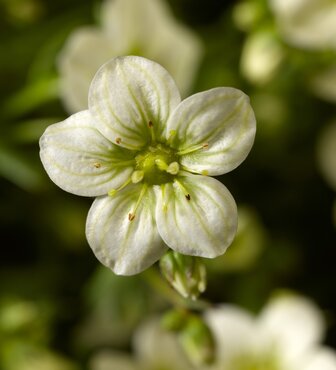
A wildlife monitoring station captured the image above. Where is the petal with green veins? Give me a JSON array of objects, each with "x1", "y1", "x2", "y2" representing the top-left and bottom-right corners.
[
  {"x1": 89, "y1": 56, "x2": 181, "y2": 150},
  {"x1": 86, "y1": 184, "x2": 167, "y2": 275},
  {"x1": 39, "y1": 110, "x2": 134, "y2": 197},
  {"x1": 166, "y1": 87, "x2": 256, "y2": 176},
  {"x1": 155, "y1": 174, "x2": 237, "y2": 258}
]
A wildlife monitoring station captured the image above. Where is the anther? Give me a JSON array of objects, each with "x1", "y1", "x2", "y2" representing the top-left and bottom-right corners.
[
  {"x1": 186, "y1": 194, "x2": 191, "y2": 201},
  {"x1": 148, "y1": 120, "x2": 153, "y2": 127},
  {"x1": 166, "y1": 162, "x2": 179, "y2": 175},
  {"x1": 115, "y1": 137, "x2": 122, "y2": 144},
  {"x1": 93, "y1": 162, "x2": 101, "y2": 168},
  {"x1": 128, "y1": 213, "x2": 136, "y2": 221},
  {"x1": 131, "y1": 170, "x2": 144, "y2": 184},
  {"x1": 201, "y1": 170, "x2": 209, "y2": 176}
]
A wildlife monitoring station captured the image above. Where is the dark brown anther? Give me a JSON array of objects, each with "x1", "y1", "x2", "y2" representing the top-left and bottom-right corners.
[
  {"x1": 185, "y1": 194, "x2": 191, "y2": 201},
  {"x1": 116, "y1": 137, "x2": 122, "y2": 144},
  {"x1": 148, "y1": 120, "x2": 153, "y2": 127},
  {"x1": 128, "y1": 213, "x2": 135, "y2": 221}
]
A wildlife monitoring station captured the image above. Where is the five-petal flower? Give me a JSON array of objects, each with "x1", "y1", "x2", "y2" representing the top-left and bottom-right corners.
[{"x1": 40, "y1": 56, "x2": 256, "y2": 275}]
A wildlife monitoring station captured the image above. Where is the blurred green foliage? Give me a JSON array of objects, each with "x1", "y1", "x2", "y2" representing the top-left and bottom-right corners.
[{"x1": 0, "y1": 0, "x2": 335, "y2": 368}]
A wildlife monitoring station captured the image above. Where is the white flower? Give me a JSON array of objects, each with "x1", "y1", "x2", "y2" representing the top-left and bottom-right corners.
[
  {"x1": 269, "y1": 0, "x2": 336, "y2": 50},
  {"x1": 58, "y1": 0, "x2": 203, "y2": 113},
  {"x1": 90, "y1": 294, "x2": 336, "y2": 370},
  {"x1": 206, "y1": 294, "x2": 336, "y2": 370},
  {"x1": 40, "y1": 56, "x2": 256, "y2": 275}
]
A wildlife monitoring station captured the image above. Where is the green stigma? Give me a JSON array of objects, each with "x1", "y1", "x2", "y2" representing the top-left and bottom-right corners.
[{"x1": 135, "y1": 143, "x2": 179, "y2": 185}]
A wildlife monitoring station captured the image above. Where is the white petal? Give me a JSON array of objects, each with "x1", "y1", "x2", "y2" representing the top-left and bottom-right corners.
[
  {"x1": 155, "y1": 174, "x2": 237, "y2": 258},
  {"x1": 86, "y1": 184, "x2": 167, "y2": 275},
  {"x1": 101, "y1": 0, "x2": 202, "y2": 97},
  {"x1": 302, "y1": 348, "x2": 336, "y2": 370},
  {"x1": 57, "y1": 27, "x2": 115, "y2": 113},
  {"x1": 40, "y1": 111, "x2": 134, "y2": 196},
  {"x1": 259, "y1": 294, "x2": 325, "y2": 361},
  {"x1": 166, "y1": 87, "x2": 256, "y2": 175},
  {"x1": 205, "y1": 305, "x2": 257, "y2": 364},
  {"x1": 89, "y1": 56, "x2": 181, "y2": 150}
]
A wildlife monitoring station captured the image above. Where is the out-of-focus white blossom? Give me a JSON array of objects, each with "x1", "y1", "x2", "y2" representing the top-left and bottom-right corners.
[
  {"x1": 90, "y1": 294, "x2": 336, "y2": 370},
  {"x1": 240, "y1": 30, "x2": 284, "y2": 85},
  {"x1": 269, "y1": 0, "x2": 336, "y2": 50},
  {"x1": 58, "y1": 0, "x2": 203, "y2": 113}
]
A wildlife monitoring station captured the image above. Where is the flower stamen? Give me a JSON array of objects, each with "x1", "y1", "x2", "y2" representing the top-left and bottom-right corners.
[
  {"x1": 148, "y1": 120, "x2": 156, "y2": 143},
  {"x1": 128, "y1": 183, "x2": 148, "y2": 221},
  {"x1": 93, "y1": 162, "x2": 102, "y2": 168},
  {"x1": 167, "y1": 162, "x2": 179, "y2": 175},
  {"x1": 177, "y1": 143, "x2": 209, "y2": 156},
  {"x1": 167, "y1": 130, "x2": 177, "y2": 145},
  {"x1": 174, "y1": 179, "x2": 191, "y2": 201},
  {"x1": 131, "y1": 170, "x2": 144, "y2": 183},
  {"x1": 108, "y1": 177, "x2": 132, "y2": 196}
]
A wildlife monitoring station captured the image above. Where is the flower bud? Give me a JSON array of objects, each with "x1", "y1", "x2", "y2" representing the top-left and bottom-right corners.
[
  {"x1": 178, "y1": 315, "x2": 215, "y2": 366},
  {"x1": 159, "y1": 251, "x2": 206, "y2": 300}
]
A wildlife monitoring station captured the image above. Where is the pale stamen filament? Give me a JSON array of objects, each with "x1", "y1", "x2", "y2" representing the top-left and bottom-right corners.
[
  {"x1": 148, "y1": 120, "x2": 156, "y2": 144},
  {"x1": 177, "y1": 143, "x2": 209, "y2": 156},
  {"x1": 108, "y1": 177, "x2": 132, "y2": 196},
  {"x1": 128, "y1": 183, "x2": 148, "y2": 221},
  {"x1": 167, "y1": 130, "x2": 176, "y2": 145}
]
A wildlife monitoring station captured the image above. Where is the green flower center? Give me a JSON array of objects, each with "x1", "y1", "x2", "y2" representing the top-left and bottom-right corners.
[{"x1": 135, "y1": 143, "x2": 179, "y2": 185}]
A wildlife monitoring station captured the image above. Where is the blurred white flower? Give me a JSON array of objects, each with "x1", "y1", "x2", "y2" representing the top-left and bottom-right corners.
[
  {"x1": 91, "y1": 294, "x2": 336, "y2": 370},
  {"x1": 206, "y1": 293, "x2": 336, "y2": 370},
  {"x1": 240, "y1": 30, "x2": 284, "y2": 85},
  {"x1": 269, "y1": 0, "x2": 336, "y2": 50},
  {"x1": 91, "y1": 319, "x2": 194, "y2": 370},
  {"x1": 40, "y1": 56, "x2": 256, "y2": 275},
  {"x1": 58, "y1": 0, "x2": 203, "y2": 113}
]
